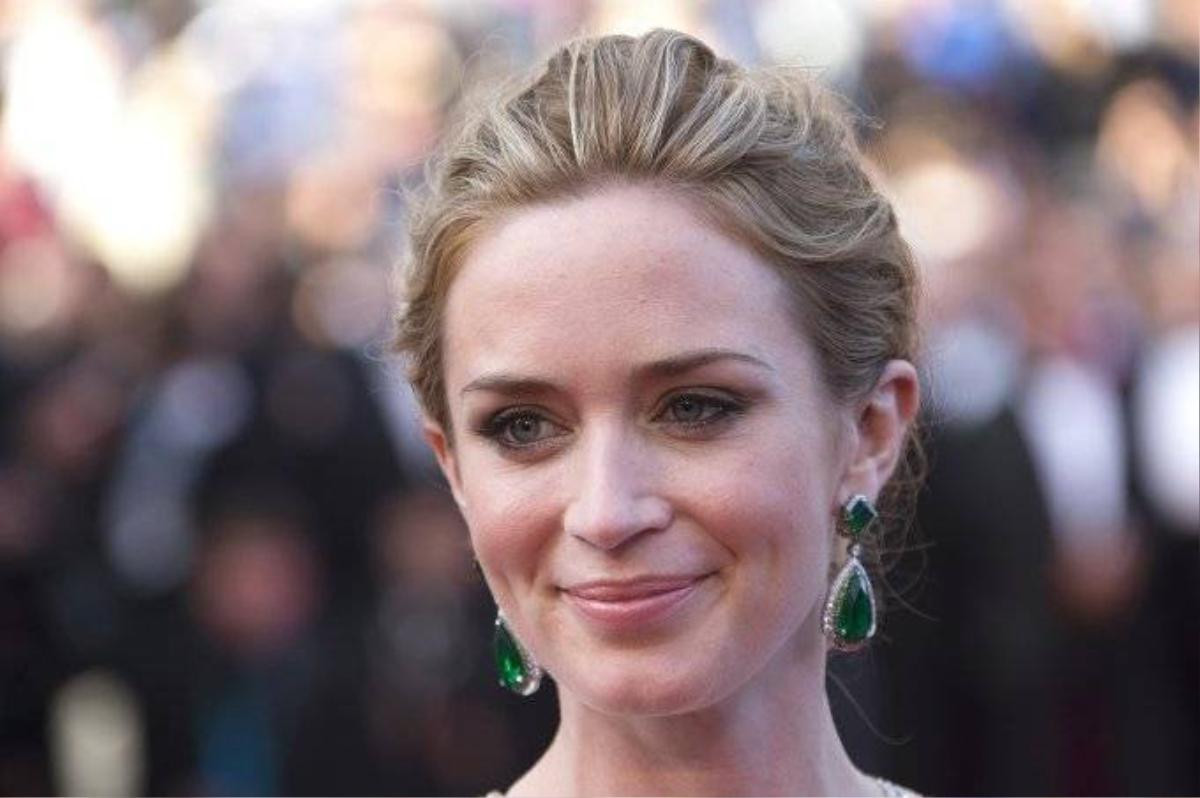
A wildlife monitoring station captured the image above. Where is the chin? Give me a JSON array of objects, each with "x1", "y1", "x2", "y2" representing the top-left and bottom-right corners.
[{"x1": 559, "y1": 648, "x2": 735, "y2": 718}]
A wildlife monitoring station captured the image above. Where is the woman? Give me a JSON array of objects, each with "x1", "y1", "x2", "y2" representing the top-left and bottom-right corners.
[{"x1": 395, "y1": 29, "x2": 921, "y2": 796}]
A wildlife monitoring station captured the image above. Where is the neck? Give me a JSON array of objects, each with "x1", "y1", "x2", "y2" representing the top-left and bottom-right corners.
[{"x1": 508, "y1": 622, "x2": 878, "y2": 797}]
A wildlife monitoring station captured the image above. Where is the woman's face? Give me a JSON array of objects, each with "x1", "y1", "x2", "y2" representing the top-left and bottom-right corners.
[{"x1": 429, "y1": 184, "x2": 857, "y2": 715}]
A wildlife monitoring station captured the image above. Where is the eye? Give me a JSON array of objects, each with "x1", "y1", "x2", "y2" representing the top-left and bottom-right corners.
[
  {"x1": 505, "y1": 413, "x2": 549, "y2": 444},
  {"x1": 477, "y1": 407, "x2": 565, "y2": 450},
  {"x1": 657, "y1": 392, "x2": 745, "y2": 429}
]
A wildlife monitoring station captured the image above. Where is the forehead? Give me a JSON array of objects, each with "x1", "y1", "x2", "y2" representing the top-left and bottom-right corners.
[{"x1": 441, "y1": 184, "x2": 810, "y2": 385}]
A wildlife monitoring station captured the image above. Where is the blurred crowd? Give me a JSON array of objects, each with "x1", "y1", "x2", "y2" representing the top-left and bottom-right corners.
[{"x1": 0, "y1": 0, "x2": 1195, "y2": 795}]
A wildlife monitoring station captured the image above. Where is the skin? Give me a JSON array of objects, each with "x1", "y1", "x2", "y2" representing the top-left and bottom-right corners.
[{"x1": 424, "y1": 184, "x2": 919, "y2": 796}]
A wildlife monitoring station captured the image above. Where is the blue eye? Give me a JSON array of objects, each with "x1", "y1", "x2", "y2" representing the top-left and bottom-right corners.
[
  {"x1": 480, "y1": 408, "x2": 563, "y2": 449},
  {"x1": 659, "y1": 393, "x2": 744, "y2": 428},
  {"x1": 505, "y1": 413, "x2": 548, "y2": 444}
]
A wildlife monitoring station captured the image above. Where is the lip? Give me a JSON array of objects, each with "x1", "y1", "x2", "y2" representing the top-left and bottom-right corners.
[{"x1": 560, "y1": 574, "x2": 711, "y2": 631}]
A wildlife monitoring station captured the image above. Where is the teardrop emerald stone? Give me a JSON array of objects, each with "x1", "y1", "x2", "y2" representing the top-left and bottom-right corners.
[
  {"x1": 834, "y1": 560, "x2": 876, "y2": 644},
  {"x1": 493, "y1": 616, "x2": 540, "y2": 695},
  {"x1": 493, "y1": 618, "x2": 526, "y2": 691},
  {"x1": 840, "y1": 564, "x2": 878, "y2": 638}
]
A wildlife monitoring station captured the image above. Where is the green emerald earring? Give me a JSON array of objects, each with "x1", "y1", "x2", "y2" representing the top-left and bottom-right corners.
[
  {"x1": 822, "y1": 494, "x2": 878, "y2": 651},
  {"x1": 493, "y1": 610, "x2": 542, "y2": 696}
]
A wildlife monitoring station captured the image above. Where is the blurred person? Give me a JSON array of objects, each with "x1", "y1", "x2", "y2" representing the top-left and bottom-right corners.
[
  {"x1": 1011, "y1": 197, "x2": 1146, "y2": 795},
  {"x1": 102, "y1": 215, "x2": 419, "y2": 794},
  {"x1": 0, "y1": 193, "x2": 149, "y2": 796},
  {"x1": 1121, "y1": 211, "x2": 1200, "y2": 796},
  {"x1": 185, "y1": 490, "x2": 323, "y2": 796},
  {"x1": 394, "y1": 30, "x2": 922, "y2": 796}
]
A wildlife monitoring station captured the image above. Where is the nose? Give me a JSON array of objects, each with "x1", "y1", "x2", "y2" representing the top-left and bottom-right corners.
[{"x1": 562, "y1": 423, "x2": 673, "y2": 551}]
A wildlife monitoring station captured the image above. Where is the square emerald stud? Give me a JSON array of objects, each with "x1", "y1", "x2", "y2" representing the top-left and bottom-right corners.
[{"x1": 842, "y1": 495, "x2": 878, "y2": 538}]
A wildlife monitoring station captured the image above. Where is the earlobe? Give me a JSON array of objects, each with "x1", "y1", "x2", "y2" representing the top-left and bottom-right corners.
[
  {"x1": 423, "y1": 420, "x2": 467, "y2": 512},
  {"x1": 840, "y1": 360, "x2": 920, "y2": 502}
]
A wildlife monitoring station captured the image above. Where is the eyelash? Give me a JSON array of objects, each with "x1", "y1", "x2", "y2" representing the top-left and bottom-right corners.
[{"x1": 474, "y1": 392, "x2": 748, "y2": 453}]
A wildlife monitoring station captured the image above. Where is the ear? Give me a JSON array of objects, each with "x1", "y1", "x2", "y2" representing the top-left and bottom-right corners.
[
  {"x1": 839, "y1": 360, "x2": 920, "y2": 503},
  {"x1": 423, "y1": 420, "x2": 467, "y2": 513}
]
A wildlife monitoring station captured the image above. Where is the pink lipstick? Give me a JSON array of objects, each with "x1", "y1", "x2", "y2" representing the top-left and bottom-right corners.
[{"x1": 561, "y1": 575, "x2": 709, "y2": 631}]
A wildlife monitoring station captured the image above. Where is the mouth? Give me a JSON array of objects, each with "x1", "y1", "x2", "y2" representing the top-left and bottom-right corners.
[{"x1": 560, "y1": 574, "x2": 713, "y2": 631}]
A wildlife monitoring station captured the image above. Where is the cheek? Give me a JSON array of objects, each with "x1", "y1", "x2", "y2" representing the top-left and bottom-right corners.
[
  {"x1": 710, "y1": 468, "x2": 831, "y2": 587},
  {"x1": 458, "y1": 453, "x2": 561, "y2": 594},
  {"x1": 687, "y1": 420, "x2": 837, "y2": 533},
  {"x1": 684, "y1": 424, "x2": 837, "y2": 602}
]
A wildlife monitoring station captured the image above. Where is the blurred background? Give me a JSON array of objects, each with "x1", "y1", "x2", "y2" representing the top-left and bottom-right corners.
[{"x1": 0, "y1": 0, "x2": 1195, "y2": 795}]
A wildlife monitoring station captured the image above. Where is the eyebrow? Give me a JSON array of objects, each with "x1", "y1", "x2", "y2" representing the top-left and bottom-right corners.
[{"x1": 459, "y1": 348, "x2": 775, "y2": 397}]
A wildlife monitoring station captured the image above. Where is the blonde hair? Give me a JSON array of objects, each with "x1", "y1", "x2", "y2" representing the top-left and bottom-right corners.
[{"x1": 396, "y1": 29, "x2": 920, "y2": 520}]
